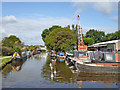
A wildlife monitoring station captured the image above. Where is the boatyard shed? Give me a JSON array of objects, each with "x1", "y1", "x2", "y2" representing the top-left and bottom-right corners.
[{"x1": 88, "y1": 40, "x2": 120, "y2": 52}]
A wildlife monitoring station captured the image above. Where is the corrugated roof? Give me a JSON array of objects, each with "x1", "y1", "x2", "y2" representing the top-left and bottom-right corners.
[{"x1": 88, "y1": 40, "x2": 120, "y2": 47}]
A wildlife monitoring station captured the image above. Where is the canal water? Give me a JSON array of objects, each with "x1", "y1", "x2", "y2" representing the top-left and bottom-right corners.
[{"x1": 1, "y1": 53, "x2": 120, "y2": 88}]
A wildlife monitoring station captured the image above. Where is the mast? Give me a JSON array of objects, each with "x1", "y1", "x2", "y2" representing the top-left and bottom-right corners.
[
  {"x1": 77, "y1": 15, "x2": 87, "y2": 51},
  {"x1": 77, "y1": 15, "x2": 84, "y2": 46}
]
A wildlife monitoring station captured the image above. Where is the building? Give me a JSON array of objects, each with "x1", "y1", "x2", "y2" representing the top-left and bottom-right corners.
[
  {"x1": 88, "y1": 40, "x2": 120, "y2": 52},
  {"x1": 87, "y1": 40, "x2": 120, "y2": 62}
]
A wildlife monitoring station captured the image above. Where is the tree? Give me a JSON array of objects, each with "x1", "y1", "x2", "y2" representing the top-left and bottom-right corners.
[
  {"x1": 29, "y1": 45, "x2": 35, "y2": 50},
  {"x1": 86, "y1": 29, "x2": 105, "y2": 43},
  {"x1": 83, "y1": 37, "x2": 94, "y2": 46},
  {"x1": 2, "y1": 35, "x2": 21, "y2": 48},
  {"x1": 72, "y1": 24, "x2": 75, "y2": 31},
  {"x1": 115, "y1": 30, "x2": 120, "y2": 40},
  {"x1": 2, "y1": 35, "x2": 22, "y2": 55},
  {"x1": 41, "y1": 29, "x2": 49, "y2": 42},
  {"x1": 102, "y1": 33, "x2": 117, "y2": 42},
  {"x1": 2, "y1": 46, "x2": 14, "y2": 56},
  {"x1": 67, "y1": 25, "x2": 70, "y2": 29},
  {"x1": 45, "y1": 27, "x2": 77, "y2": 51},
  {"x1": 41, "y1": 25, "x2": 61, "y2": 42}
]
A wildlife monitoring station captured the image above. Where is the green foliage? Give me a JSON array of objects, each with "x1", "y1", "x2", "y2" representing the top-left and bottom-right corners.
[
  {"x1": 83, "y1": 37, "x2": 94, "y2": 46},
  {"x1": 0, "y1": 57, "x2": 11, "y2": 67},
  {"x1": 67, "y1": 25, "x2": 70, "y2": 29},
  {"x1": 40, "y1": 50, "x2": 46, "y2": 52},
  {"x1": 102, "y1": 30, "x2": 120, "y2": 42},
  {"x1": 86, "y1": 29, "x2": 105, "y2": 43},
  {"x1": 22, "y1": 48, "x2": 28, "y2": 52},
  {"x1": 2, "y1": 46, "x2": 14, "y2": 56},
  {"x1": 115, "y1": 30, "x2": 120, "y2": 40},
  {"x1": 42, "y1": 25, "x2": 119, "y2": 51},
  {"x1": 72, "y1": 24, "x2": 75, "y2": 31},
  {"x1": 14, "y1": 47, "x2": 21, "y2": 52},
  {"x1": 45, "y1": 27, "x2": 77, "y2": 51},
  {"x1": 2, "y1": 35, "x2": 21, "y2": 48},
  {"x1": 41, "y1": 25, "x2": 61, "y2": 42},
  {"x1": 2, "y1": 35, "x2": 22, "y2": 56},
  {"x1": 29, "y1": 45, "x2": 35, "y2": 50},
  {"x1": 41, "y1": 29, "x2": 49, "y2": 42}
]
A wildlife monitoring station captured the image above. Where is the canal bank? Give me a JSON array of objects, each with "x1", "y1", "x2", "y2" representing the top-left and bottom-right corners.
[
  {"x1": 0, "y1": 56, "x2": 12, "y2": 71},
  {"x1": 1, "y1": 53, "x2": 119, "y2": 88}
]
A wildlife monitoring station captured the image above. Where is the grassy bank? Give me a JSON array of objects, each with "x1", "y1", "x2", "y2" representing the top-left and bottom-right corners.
[
  {"x1": 0, "y1": 57, "x2": 11, "y2": 67},
  {"x1": 0, "y1": 56, "x2": 6, "y2": 58}
]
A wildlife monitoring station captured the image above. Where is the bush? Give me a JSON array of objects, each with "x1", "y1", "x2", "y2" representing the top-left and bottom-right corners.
[{"x1": 2, "y1": 46, "x2": 14, "y2": 56}]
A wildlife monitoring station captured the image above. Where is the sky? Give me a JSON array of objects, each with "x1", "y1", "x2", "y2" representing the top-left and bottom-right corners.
[{"x1": 0, "y1": 2, "x2": 118, "y2": 45}]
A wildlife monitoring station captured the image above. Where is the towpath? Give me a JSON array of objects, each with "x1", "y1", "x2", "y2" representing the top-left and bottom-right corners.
[{"x1": 0, "y1": 56, "x2": 11, "y2": 59}]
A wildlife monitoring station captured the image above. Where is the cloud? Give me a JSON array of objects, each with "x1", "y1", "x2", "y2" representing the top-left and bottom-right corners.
[
  {"x1": 1, "y1": 15, "x2": 17, "y2": 24},
  {"x1": 1, "y1": 15, "x2": 117, "y2": 45},
  {"x1": 1, "y1": 15, "x2": 73, "y2": 45},
  {"x1": 73, "y1": 2, "x2": 92, "y2": 16},
  {"x1": 83, "y1": 26, "x2": 118, "y2": 34},
  {"x1": 73, "y1": 2, "x2": 116, "y2": 15},
  {"x1": 93, "y1": 2, "x2": 114, "y2": 15},
  {"x1": 111, "y1": 16, "x2": 118, "y2": 22}
]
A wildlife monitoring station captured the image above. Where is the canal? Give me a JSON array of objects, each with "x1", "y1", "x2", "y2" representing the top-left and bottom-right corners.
[{"x1": 1, "y1": 53, "x2": 120, "y2": 88}]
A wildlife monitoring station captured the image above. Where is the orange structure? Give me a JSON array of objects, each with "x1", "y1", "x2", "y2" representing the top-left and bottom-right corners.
[
  {"x1": 115, "y1": 53, "x2": 120, "y2": 62},
  {"x1": 77, "y1": 15, "x2": 87, "y2": 51}
]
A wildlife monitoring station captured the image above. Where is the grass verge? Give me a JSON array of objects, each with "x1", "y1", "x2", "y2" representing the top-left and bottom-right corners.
[{"x1": 0, "y1": 57, "x2": 11, "y2": 67}]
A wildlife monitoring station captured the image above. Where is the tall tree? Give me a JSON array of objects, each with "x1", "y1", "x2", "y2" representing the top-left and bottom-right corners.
[
  {"x1": 41, "y1": 25, "x2": 61, "y2": 42},
  {"x1": 83, "y1": 37, "x2": 94, "y2": 46},
  {"x1": 86, "y1": 29, "x2": 105, "y2": 43},
  {"x1": 45, "y1": 28, "x2": 77, "y2": 51},
  {"x1": 2, "y1": 35, "x2": 21, "y2": 48},
  {"x1": 72, "y1": 24, "x2": 75, "y2": 31}
]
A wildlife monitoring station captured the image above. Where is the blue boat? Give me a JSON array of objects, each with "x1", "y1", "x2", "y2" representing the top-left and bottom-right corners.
[{"x1": 59, "y1": 58, "x2": 64, "y2": 62}]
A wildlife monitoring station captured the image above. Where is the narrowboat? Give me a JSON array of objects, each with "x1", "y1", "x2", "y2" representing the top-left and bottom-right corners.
[
  {"x1": 57, "y1": 51, "x2": 65, "y2": 62},
  {"x1": 72, "y1": 51, "x2": 120, "y2": 74},
  {"x1": 50, "y1": 50, "x2": 56, "y2": 57}
]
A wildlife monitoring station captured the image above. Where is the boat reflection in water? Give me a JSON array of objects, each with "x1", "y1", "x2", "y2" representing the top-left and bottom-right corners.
[
  {"x1": 2, "y1": 57, "x2": 27, "y2": 78},
  {"x1": 41, "y1": 56, "x2": 76, "y2": 83},
  {"x1": 76, "y1": 71, "x2": 120, "y2": 88},
  {"x1": 11, "y1": 58, "x2": 27, "y2": 72},
  {"x1": 42, "y1": 55, "x2": 120, "y2": 88}
]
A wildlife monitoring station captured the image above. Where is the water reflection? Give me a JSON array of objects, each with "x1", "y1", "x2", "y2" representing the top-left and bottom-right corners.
[
  {"x1": 11, "y1": 59, "x2": 26, "y2": 72},
  {"x1": 2, "y1": 57, "x2": 27, "y2": 77},
  {"x1": 2, "y1": 64, "x2": 12, "y2": 78},
  {"x1": 41, "y1": 55, "x2": 76, "y2": 83},
  {"x1": 1, "y1": 53, "x2": 120, "y2": 88},
  {"x1": 76, "y1": 72, "x2": 120, "y2": 84}
]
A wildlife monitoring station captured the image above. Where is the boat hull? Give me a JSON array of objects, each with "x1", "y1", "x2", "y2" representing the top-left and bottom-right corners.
[
  {"x1": 58, "y1": 59, "x2": 65, "y2": 62},
  {"x1": 12, "y1": 56, "x2": 27, "y2": 61},
  {"x1": 75, "y1": 62, "x2": 120, "y2": 74}
]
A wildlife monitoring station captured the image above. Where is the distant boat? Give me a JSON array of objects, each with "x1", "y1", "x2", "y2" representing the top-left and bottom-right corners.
[
  {"x1": 50, "y1": 50, "x2": 56, "y2": 57},
  {"x1": 57, "y1": 52, "x2": 65, "y2": 62},
  {"x1": 58, "y1": 58, "x2": 64, "y2": 62}
]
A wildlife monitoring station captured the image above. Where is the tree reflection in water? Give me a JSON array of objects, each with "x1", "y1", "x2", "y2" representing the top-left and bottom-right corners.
[
  {"x1": 41, "y1": 55, "x2": 120, "y2": 88},
  {"x1": 2, "y1": 57, "x2": 27, "y2": 77},
  {"x1": 41, "y1": 55, "x2": 76, "y2": 84}
]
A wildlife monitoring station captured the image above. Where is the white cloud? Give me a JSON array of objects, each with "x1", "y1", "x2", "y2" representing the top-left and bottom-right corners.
[
  {"x1": 93, "y1": 2, "x2": 114, "y2": 15},
  {"x1": 73, "y1": 2, "x2": 92, "y2": 16},
  {"x1": 111, "y1": 16, "x2": 118, "y2": 22},
  {"x1": 1, "y1": 15, "x2": 17, "y2": 24},
  {"x1": 1, "y1": 15, "x2": 73, "y2": 45},
  {"x1": 73, "y1": 2, "x2": 117, "y2": 15},
  {"x1": 1, "y1": 15, "x2": 117, "y2": 45}
]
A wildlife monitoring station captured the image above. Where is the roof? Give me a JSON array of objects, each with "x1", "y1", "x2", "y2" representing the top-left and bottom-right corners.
[{"x1": 88, "y1": 40, "x2": 120, "y2": 47}]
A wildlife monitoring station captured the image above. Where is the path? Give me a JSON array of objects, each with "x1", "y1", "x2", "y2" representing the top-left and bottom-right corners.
[{"x1": 0, "y1": 56, "x2": 11, "y2": 59}]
